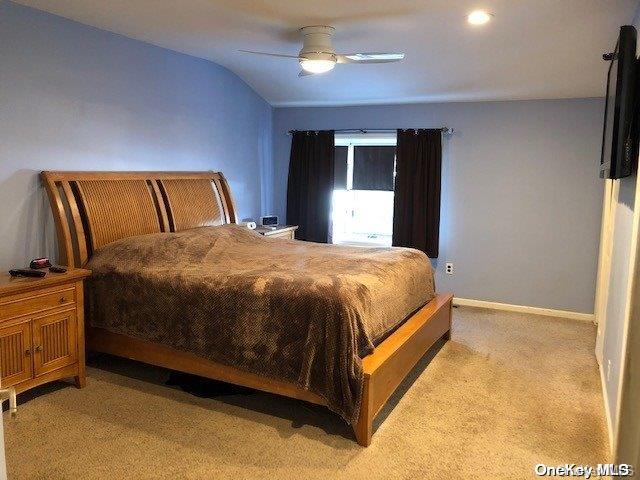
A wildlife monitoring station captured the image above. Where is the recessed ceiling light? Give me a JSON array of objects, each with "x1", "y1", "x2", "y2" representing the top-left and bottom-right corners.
[{"x1": 467, "y1": 10, "x2": 493, "y2": 25}]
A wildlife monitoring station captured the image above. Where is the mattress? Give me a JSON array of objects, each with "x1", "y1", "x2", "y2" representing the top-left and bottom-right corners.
[{"x1": 85, "y1": 224, "x2": 435, "y2": 424}]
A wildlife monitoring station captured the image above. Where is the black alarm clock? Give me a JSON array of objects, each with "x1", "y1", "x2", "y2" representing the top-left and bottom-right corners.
[{"x1": 260, "y1": 215, "x2": 278, "y2": 227}]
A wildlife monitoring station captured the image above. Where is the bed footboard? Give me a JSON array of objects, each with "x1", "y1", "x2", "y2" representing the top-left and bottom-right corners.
[{"x1": 354, "y1": 293, "x2": 453, "y2": 446}]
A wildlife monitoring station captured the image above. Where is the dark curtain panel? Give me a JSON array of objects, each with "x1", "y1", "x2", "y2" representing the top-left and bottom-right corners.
[
  {"x1": 392, "y1": 129, "x2": 442, "y2": 258},
  {"x1": 353, "y1": 146, "x2": 396, "y2": 191},
  {"x1": 334, "y1": 146, "x2": 348, "y2": 190},
  {"x1": 286, "y1": 130, "x2": 335, "y2": 243}
]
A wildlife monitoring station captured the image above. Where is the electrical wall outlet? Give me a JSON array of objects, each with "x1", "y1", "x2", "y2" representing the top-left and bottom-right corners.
[{"x1": 445, "y1": 262, "x2": 454, "y2": 275}]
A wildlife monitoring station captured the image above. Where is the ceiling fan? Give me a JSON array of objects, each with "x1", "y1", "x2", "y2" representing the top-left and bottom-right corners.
[{"x1": 240, "y1": 26, "x2": 405, "y2": 77}]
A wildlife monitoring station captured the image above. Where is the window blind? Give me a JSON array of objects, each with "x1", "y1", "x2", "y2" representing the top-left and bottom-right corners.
[{"x1": 353, "y1": 146, "x2": 395, "y2": 191}]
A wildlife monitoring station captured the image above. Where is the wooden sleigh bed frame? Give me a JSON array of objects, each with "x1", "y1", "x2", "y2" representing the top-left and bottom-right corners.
[{"x1": 41, "y1": 170, "x2": 452, "y2": 447}]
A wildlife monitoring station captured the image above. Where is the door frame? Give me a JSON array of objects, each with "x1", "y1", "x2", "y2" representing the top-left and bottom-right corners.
[
  {"x1": 614, "y1": 169, "x2": 640, "y2": 459},
  {"x1": 595, "y1": 179, "x2": 617, "y2": 364},
  {"x1": 615, "y1": 222, "x2": 640, "y2": 463}
]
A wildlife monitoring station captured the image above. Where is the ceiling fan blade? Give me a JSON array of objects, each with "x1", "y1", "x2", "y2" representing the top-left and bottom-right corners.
[
  {"x1": 298, "y1": 70, "x2": 314, "y2": 77},
  {"x1": 336, "y1": 53, "x2": 405, "y2": 64},
  {"x1": 239, "y1": 50, "x2": 299, "y2": 59}
]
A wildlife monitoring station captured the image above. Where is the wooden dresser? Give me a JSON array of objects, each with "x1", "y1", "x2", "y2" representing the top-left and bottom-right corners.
[
  {"x1": 255, "y1": 225, "x2": 298, "y2": 240},
  {"x1": 0, "y1": 269, "x2": 91, "y2": 393}
]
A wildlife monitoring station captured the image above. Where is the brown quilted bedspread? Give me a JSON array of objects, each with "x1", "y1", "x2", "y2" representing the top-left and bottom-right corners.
[{"x1": 85, "y1": 224, "x2": 435, "y2": 424}]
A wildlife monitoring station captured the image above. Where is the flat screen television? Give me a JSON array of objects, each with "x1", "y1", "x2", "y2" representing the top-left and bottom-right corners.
[{"x1": 601, "y1": 25, "x2": 638, "y2": 179}]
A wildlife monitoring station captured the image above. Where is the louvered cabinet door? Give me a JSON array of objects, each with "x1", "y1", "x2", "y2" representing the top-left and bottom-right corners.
[
  {"x1": 32, "y1": 310, "x2": 77, "y2": 376},
  {"x1": 0, "y1": 321, "x2": 33, "y2": 387}
]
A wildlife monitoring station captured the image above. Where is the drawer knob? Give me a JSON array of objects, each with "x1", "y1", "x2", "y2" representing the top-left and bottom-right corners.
[
  {"x1": 25, "y1": 348, "x2": 31, "y2": 356},
  {"x1": 59, "y1": 297, "x2": 66, "y2": 304},
  {"x1": 35, "y1": 345, "x2": 42, "y2": 352}
]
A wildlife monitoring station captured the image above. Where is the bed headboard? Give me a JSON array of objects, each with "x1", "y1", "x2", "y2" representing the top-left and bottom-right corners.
[{"x1": 41, "y1": 171, "x2": 237, "y2": 268}]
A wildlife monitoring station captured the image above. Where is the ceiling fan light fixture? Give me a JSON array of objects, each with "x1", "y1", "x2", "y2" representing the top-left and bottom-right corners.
[
  {"x1": 240, "y1": 25, "x2": 405, "y2": 77},
  {"x1": 299, "y1": 58, "x2": 336, "y2": 74}
]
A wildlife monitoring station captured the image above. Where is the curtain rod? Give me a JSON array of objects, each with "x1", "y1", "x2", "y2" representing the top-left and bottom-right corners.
[{"x1": 286, "y1": 127, "x2": 454, "y2": 136}]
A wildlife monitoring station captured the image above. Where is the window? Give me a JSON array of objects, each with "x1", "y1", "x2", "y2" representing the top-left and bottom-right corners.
[{"x1": 332, "y1": 133, "x2": 396, "y2": 246}]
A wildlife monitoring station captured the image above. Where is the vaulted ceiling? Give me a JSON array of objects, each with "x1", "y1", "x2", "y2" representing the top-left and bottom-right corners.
[{"x1": 15, "y1": 0, "x2": 638, "y2": 106}]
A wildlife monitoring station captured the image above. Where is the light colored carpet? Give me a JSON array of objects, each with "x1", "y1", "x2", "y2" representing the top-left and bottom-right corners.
[{"x1": 4, "y1": 307, "x2": 608, "y2": 479}]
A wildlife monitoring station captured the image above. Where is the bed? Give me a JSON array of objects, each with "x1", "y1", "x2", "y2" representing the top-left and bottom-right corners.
[{"x1": 42, "y1": 171, "x2": 452, "y2": 446}]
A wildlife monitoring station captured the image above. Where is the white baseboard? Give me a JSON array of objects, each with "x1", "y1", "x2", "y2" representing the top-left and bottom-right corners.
[
  {"x1": 599, "y1": 362, "x2": 615, "y2": 455},
  {"x1": 452, "y1": 297, "x2": 595, "y2": 323}
]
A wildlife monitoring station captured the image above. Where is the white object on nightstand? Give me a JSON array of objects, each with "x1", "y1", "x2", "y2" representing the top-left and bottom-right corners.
[{"x1": 238, "y1": 221, "x2": 257, "y2": 230}]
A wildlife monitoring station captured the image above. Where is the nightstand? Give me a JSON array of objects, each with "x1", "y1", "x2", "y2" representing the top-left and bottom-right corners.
[
  {"x1": 0, "y1": 268, "x2": 91, "y2": 393},
  {"x1": 255, "y1": 225, "x2": 298, "y2": 240}
]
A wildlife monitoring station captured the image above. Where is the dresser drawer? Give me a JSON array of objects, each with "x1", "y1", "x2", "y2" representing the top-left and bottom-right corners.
[{"x1": 0, "y1": 287, "x2": 76, "y2": 321}]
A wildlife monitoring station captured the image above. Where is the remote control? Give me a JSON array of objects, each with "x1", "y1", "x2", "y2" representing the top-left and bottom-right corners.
[
  {"x1": 29, "y1": 257, "x2": 51, "y2": 269},
  {"x1": 49, "y1": 266, "x2": 67, "y2": 273},
  {"x1": 9, "y1": 269, "x2": 46, "y2": 278}
]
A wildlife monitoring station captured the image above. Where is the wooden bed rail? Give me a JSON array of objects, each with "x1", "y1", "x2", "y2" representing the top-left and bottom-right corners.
[{"x1": 41, "y1": 171, "x2": 237, "y2": 268}]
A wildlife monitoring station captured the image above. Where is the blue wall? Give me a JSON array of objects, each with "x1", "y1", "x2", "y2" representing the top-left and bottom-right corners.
[
  {"x1": 0, "y1": 1, "x2": 606, "y2": 316},
  {"x1": 273, "y1": 99, "x2": 605, "y2": 313},
  {"x1": 0, "y1": 1, "x2": 273, "y2": 270}
]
